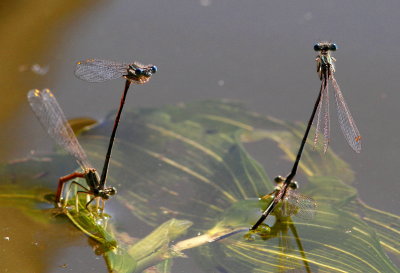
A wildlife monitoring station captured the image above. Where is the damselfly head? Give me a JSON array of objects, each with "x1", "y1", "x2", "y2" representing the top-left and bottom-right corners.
[
  {"x1": 95, "y1": 187, "x2": 116, "y2": 200},
  {"x1": 106, "y1": 187, "x2": 117, "y2": 196},
  {"x1": 314, "y1": 42, "x2": 337, "y2": 52},
  {"x1": 150, "y1": 65, "x2": 157, "y2": 74},
  {"x1": 126, "y1": 63, "x2": 157, "y2": 84},
  {"x1": 273, "y1": 176, "x2": 298, "y2": 190},
  {"x1": 142, "y1": 65, "x2": 157, "y2": 77}
]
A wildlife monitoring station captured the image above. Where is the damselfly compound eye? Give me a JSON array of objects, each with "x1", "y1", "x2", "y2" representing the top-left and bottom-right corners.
[
  {"x1": 150, "y1": 66, "x2": 157, "y2": 74},
  {"x1": 289, "y1": 181, "x2": 299, "y2": 190},
  {"x1": 109, "y1": 187, "x2": 117, "y2": 195},
  {"x1": 330, "y1": 43, "x2": 337, "y2": 51},
  {"x1": 274, "y1": 176, "x2": 285, "y2": 183},
  {"x1": 314, "y1": 44, "x2": 321, "y2": 51}
]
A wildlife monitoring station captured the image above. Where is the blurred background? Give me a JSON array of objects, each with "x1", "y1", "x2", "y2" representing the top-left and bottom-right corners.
[{"x1": 1, "y1": 0, "x2": 399, "y2": 258}]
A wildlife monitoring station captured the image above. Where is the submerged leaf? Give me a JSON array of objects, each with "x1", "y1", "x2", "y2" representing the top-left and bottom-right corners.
[
  {"x1": 2, "y1": 100, "x2": 399, "y2": 272},
  {"x1": 77, "y1": 100, "x2": 398, "y2": 272}
]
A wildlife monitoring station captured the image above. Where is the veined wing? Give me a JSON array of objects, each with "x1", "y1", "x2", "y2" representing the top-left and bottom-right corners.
[
  {"x1": 28, "y1": 89, "x2": 92, "y2": 169},
  {"x1": 313, "y1": 79, "x2": 330, "y2": 153},
  {"x1": 283, "y1": 190, "x2": 317, "y2": 220},
  {"x1": 331, "y1": 77, "x2": 362, "y2": 153},
  {"x1": 75, "y1": 59, "x2": 129, "y2": 82}
]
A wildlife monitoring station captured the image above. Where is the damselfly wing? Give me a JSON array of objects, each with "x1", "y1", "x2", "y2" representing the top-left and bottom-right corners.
[
  {"x1": 28, "y1": 89, "x2": 116, "y2": 207},
  {"x1": 314, "y1": 42, "x2": 361, "y2": 153}
]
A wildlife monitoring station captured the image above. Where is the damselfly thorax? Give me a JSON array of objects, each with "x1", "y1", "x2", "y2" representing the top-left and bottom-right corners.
[{"x1": 315, "y1": 42, "x2": 337, "y2": 80}]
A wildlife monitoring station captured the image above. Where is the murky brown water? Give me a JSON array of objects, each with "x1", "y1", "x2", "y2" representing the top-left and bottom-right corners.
[{"x1": 1, "y1": 0, "x2": 400, "y2": 271}]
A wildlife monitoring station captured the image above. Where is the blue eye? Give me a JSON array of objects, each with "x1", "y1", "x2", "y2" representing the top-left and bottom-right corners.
[
  {"x1": 330, "y1": 43, "x2": 337, "y2": 51},
  {"x1": 314, "y1": 44, "x2": 321, "y2": 51},
  {"x1": 135, "y1": 68, "x2": 144, "y2": 75},
  {"x1": 150, "y1": 65, "x2": 157, "y2": 74}
]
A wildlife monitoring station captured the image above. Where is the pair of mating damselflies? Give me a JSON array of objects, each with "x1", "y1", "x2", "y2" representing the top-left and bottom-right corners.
[
  {"x1": 29, "y1": 60, "x2": 157, "y2": 208},
  {"x1": 251, "y1": 42, "x2": 361, "y2": 230}
]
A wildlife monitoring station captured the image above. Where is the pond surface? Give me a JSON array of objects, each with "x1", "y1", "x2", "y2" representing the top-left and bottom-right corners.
[{"x1": 1, "y1": 0, "x2": 400, "y2": 272}]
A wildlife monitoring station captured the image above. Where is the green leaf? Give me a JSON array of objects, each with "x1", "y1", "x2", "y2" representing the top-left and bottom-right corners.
[{"x1": 104, "y1": 218, "x2": 191, "y2": 273}]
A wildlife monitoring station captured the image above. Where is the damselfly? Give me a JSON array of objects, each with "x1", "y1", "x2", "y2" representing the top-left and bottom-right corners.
[
  {"x1": 75, "y1": 59, "x2": 157, "y2": 84},
  {"x1": 28, "y1": 89, "x2": 116, "y2": 208},
  {"x1": 262, "y1": 176, "x2": 316, "y2": 220},
  {"x1": 314, "y1": 42, "x2": 361, "y2": 153},
  {"x1": 75, "y1": 59, "x2": 157, "y2": 186}
]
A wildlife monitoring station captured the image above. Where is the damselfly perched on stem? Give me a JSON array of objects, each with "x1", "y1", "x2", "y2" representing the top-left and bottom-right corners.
[
  {"x1": 75, "y1": 59, "x2": 157, "y2": 186},
  {"x1": 261, "y1": 176, "x2": 316, "y2": 220},
  {"x1": 28, "y1": 89, "x2": 116, "y2": 209},
  {"x1": 314, "y1": 42, "x2": 361, "y2": 153},
  {"x1": 251, "y1": 175, "x2": 317, "y2": 231}
]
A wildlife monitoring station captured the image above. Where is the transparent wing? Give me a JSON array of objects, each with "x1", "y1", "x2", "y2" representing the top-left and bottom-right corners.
[
  {"x1": 331, "y1": 77, "x2": 362, "y2": 153},
  {"x1": 284, "y1": 190, "x2": 316, "y2": 220},
  {"x1": 322, "y1": 81, "x2": 330, "y2": 152},
  {"x1": 313, "y1": 80, "x2": 330, "y2": 152},
  {"x1": 27, "y1": 89, "x2": 92, "y2": 169},
  {"x1": 75, "y1": 59, "x2": 129, "y2": 82},
  {"x1": 313, "y1": 89, "x2": 323, "y2": 147}
]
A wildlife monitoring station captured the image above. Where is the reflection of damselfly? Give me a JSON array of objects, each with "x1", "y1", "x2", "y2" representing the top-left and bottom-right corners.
[
  {"x1": 314, "y1": 42, "x2": 361, "y2": 153},
  {"x1": 28, "y1": 89, "x2": 116, "y2": 208},
  {"x1": 261, "y1": 176, "x2": 316, "y2": 220},
  {"x1": 75, "y1": 59, "x2": 157, "y2": 186}
]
